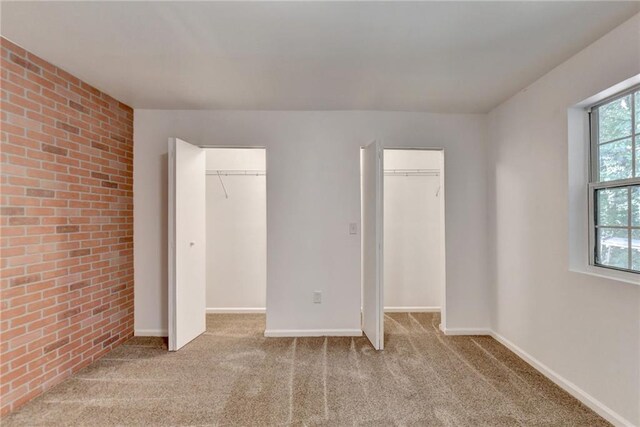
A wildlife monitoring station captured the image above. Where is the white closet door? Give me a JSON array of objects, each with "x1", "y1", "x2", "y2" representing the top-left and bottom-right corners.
[
  {"x1": 362, "y1": 140, "x2": 384, "y2": 350},
  {"x1": 168, "y1": 138, "x2": 206, "y2": 351}
]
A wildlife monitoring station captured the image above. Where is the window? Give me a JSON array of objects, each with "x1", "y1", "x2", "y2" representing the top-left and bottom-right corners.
[{"x1": 589, "y1": 86, "x2": 640, "y2": 274}]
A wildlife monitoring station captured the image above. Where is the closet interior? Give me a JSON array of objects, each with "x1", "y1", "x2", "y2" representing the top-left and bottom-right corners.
[
  {"x1": 205, "y1": 148, "x2": 267, "y2": 313},
  {"x1": 383, "y1": 149, "x2": 444, "y2": 313}
]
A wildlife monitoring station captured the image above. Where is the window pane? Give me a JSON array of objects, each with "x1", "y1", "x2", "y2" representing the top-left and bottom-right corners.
[
  {"x1": 597, "y1": 187, "x2": 628, "y2": 226},
  {"x1": 633, "y1": 230, "x2": 640, "y2": 272},
  {"x1": 596, "y1": 228, "x2": 629, "y2": 269},
  {"x1": 598, "y1": 95, "x2": 631, "y2": 143},
  {"x1": 598, "y1": 138, "x2": 632, "y2": 181},
  {"x1": 636, "y1": 143, "x2": 640, "y2": 178},
  {"x1": 633, "y1": 186, "x2": 640, "y2": 227}
]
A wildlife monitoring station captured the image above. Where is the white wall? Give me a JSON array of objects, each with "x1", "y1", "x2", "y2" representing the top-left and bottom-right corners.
[
  {"x1": 384, "y1": 149, "x2": 442, "y2": 310},
  {"x1": 487, "y1": 14, "x2": 640, "y2": 426},
  {"x1": 131, "y1": 11, "x2": 639, "y2": 425},
  {"x1": 205, "y1": 149, "x2": 266, "y2": 311},
  {"x1": 134, "y1": 111, "x2": 490, "y2": 336}
]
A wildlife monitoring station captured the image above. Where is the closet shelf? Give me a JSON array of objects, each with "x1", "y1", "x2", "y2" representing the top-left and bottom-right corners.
[
  {"x1": 206, "y1": 170, "x2": 266, "y2": 176},
  {"x1": 384, "y1": 169, "x2": 439, "y2": 176}
]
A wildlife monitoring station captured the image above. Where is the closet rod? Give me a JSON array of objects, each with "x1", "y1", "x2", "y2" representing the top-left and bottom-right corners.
[
  {"x1": 206, "y1": 170, "x2": 266, "y2": 176},
  {"x1": 206, "y1": 169, "x2": 436, "y2": 176}
]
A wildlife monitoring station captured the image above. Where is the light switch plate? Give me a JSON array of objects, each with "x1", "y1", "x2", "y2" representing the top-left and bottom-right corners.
[
  {"x1": 313, "y1": 291, "x2": 322, "y2": 304},
  {"x1": 349, "y1": 223, "x2": 358, "y2": 235}
]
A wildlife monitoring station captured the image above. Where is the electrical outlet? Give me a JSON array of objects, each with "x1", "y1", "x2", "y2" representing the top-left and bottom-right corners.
[{"x1": 313, "y1": 291, "x2": 322, "y2": 304}]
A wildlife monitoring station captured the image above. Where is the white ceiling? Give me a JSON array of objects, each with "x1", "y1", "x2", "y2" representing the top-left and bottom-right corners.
[{"x1": 1, "y1": 1, "x2": 638, "y2": 113}]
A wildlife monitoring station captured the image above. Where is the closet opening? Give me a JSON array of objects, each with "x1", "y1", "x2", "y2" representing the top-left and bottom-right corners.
[
  {"x1": 168, "y1": 140, "x2": 267, "y2": 351},
  {"x1": 383, "y1": 149, "x2": 444, "y2": 318},
  {"x1": 204, "y1": 147, "x2": 267, "y2": 318},
  {"x1": 361, "y1": 145, "x2": 445, "y2": 350}
]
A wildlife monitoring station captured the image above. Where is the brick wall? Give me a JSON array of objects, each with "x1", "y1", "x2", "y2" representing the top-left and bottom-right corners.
[{"x1": 0, "y1": 37, "x2": 134, "y2": 415}]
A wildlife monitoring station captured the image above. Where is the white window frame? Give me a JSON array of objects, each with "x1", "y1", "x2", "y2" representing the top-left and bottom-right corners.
[{"x1": 588, "y1": 84, "x2": 640, "y2": 275}]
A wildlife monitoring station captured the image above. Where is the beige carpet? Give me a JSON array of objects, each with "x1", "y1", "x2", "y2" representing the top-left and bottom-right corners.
[{"x1": 3, "y1": 313, "x2": 608, "y2": 426}]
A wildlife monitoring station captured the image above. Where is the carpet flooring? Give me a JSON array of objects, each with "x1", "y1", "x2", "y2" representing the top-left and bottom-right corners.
[{"x1": 3, "y1": 313, "x2": 608, "y2": 426}]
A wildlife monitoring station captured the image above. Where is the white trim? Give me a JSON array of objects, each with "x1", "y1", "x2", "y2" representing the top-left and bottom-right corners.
[
  {"x1": 384, "y1": 306, "x2": 440, "y2": 313},
  {"x1": 206, "y1": 307, "x2": 266, "y2": 314},
  {"x1": 167, "y1": 138, "x2": 176, "y2": 350},
  {"x1": 264, "y1": 329, "x2": 363, "y2": 338},
  {"x1": 135, "y1": 329, "x2": 168, "y2": 337},
  {"x1": 569, "y1": 266, "x2": 639, "y2": 287},
  {"x1": 440, "y1": 327, "x2": 491, "y2": 336},
  {"x1": 438, "y1": 325, "x2": 635, "y2": 425},
  {"x1": 438, "y1": 149, "x2": 448, "y2": 332},
  {"x1": 490, "y1": 331, "x2": 635, "y2": 427}
]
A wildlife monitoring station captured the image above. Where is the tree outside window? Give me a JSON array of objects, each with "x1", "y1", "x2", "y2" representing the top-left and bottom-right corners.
[{"x1": 591, "y1": 88, "x2": 640, "y2": 273}]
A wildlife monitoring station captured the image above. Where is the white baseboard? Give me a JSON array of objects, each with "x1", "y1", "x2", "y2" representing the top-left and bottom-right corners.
[
  {"x1": 384, "y1": 306, "x2": 440, "y2": 313},
  {"x1": 135, "y1": 329, "x2": 167, "y2": 337},
  {"x1": 490, "y1": 331, "x2": 634, "y2": 427},
  {"x1": 440, "y1": 327, "x2": 492, "y2": 336},
  {"x1": 206, "y1": 307, "x2": 266, "y2": 314},
  {"x1": 264, "y1": 329, "x2": 362, "y2": 338}
]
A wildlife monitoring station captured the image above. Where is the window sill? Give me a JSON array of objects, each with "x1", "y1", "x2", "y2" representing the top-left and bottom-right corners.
[{"x1": 570, "y1": 265, "x2": 639, "y2": 286}]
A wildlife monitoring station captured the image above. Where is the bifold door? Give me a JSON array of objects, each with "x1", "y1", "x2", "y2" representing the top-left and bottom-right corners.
[
  {"x1": 362, "y1": 140, "x2": 384, "y2": 350},
  {"x1": 168, "y1": 138, "x2": 206, "y2": 351}
]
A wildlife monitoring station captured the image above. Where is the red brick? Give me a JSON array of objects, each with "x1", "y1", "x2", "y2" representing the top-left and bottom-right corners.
[
  {"x1": 69, "y1": 249, "x2": 90, "y2": 257},
  {"x1": 55, "y1": 121, "x2": 79, "y2": 135},
  {"x1": 10, "y1": 94, "x2": 41, "y2": 112},
  {"x1": 1, "y1": 207, "x2": 25, "y2": 216},
  {"x1": 57, "y1": 307, "x2": 80, "y2": 320},
  {"x1": 9, "y1": 54, "x2": 41, "y2": 74},
  {"x1": 0, "y1": 37, "x2": 133, "y2": 415},
  {"x1": 9, "y1": 274, "x2": 41, "y2": 287},
  {"x1": 42, "y1": 337, "x2": 69, "y2": 354},
  {"x1": 25, "y1": 188, "x2": 54, "y2": 198},
  {"x1": 41, "y1": 144, "x2": 67, "y2": 156},
  {"x1": 55, "y1": 225, "x2": 79, "y2": 233},
  {"x1": 10, "y1": 311, "x2": 41, "y2": 328},
  {"x1": 8, "y1": 217, "x2": 39, "y2": 226},
  {"x1": 68, "y1": 100, "x2": 89, "y2": 114}
]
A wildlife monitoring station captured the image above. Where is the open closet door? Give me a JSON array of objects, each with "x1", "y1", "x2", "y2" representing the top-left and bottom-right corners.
[
  {"x1": 362, "y1": 140, "x2": 384, "y2": 350},
  {"x1": 168, "y1": 138, "x2": 206, "y2": 351}
]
